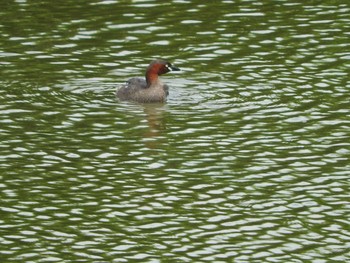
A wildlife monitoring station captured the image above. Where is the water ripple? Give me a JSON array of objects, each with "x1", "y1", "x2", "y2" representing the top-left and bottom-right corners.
[{"x1": 1, "y1": 0, "x2": 350, "y2": 262}]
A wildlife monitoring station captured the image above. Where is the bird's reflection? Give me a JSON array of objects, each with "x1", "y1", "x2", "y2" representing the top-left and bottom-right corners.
[{"x1": 142, "y1": 103, "x2": 168, "y2": 148}]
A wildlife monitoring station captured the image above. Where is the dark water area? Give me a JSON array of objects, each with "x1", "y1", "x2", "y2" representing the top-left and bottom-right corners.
[{"x1": 1, "y1": 0, "x2": 350, "y2": 262}]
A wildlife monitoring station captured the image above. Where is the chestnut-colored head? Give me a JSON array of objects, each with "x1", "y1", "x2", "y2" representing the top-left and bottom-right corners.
[{"x1": 145, "y1": 59, "x2": 180, "y2": 86}]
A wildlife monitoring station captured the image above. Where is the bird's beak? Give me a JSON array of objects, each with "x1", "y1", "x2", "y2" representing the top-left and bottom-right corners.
[{"x1": 170, "y1": 65, "x2": 180, "y2": 71}]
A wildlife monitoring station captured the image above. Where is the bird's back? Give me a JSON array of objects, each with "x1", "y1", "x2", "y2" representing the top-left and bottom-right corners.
[
  {"x1": 116, "y1": 77, "x2": 168, "y2": 103},
  {"x1": 116, "y1": 77, "x2": 147, "y2": 101}
]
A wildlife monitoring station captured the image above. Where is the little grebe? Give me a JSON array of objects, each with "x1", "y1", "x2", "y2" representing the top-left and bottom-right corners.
[{"x1": 116, "y1": 59, "x2": 180, "y2": 103}]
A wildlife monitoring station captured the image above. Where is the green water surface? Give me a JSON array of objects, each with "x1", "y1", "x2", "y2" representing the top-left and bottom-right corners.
[{"x1": 1, "y1": 0, "x2": 349, "y2": 262}]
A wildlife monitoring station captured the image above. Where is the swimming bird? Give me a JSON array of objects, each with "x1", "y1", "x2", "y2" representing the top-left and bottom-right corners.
[{"x1": 116, "y1": 59, "x2": 180, "y2": 103}]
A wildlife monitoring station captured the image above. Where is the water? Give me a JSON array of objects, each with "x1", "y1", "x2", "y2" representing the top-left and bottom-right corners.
[{"x1": 1, "y1": 0, "x2": 350, "y2": 262}]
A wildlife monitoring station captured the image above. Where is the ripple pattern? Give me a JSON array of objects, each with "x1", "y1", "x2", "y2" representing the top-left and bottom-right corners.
[{"x1": 1, "y1": 0, "x2": 350, "y2": 262}]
